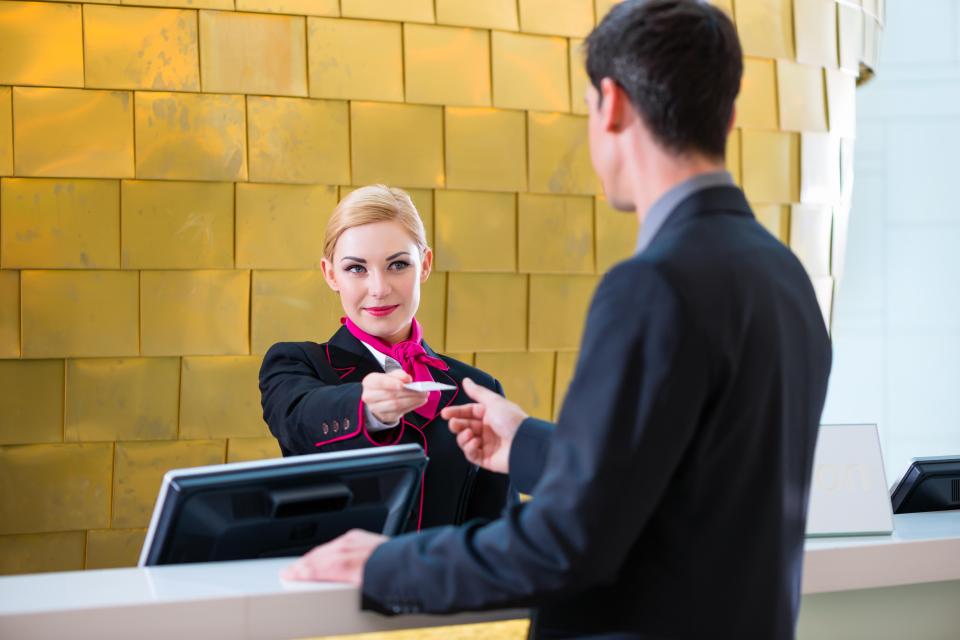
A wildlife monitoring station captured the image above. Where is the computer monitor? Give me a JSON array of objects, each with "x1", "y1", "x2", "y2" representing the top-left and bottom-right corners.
[
  {"x1": 890, "y1": 456, "x2": 960, "y2": 514},
  {"x1": 139, "y1": 444, "x2": 427, "y2": 567}
]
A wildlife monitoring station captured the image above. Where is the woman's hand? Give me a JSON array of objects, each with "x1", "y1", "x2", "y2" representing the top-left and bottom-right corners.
[{"x1": 361, "y1": 369, "x2": 429, "y2": 424}]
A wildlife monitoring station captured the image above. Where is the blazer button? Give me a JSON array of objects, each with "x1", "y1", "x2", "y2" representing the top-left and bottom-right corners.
[
  {"x1": 332, "y1": 420, "x2": 340, "y2": 433},
  {"x1": 322, "y1": 422, "x2": 329, "y2": 435},
  {"x1": 344, "y1": 418, "x2": 351, "y2": 431}
]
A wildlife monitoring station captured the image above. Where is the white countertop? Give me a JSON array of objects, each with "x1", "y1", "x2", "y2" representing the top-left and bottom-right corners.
[{"x1": 2, "y1": 511, "x2": 958, "y2": 639}]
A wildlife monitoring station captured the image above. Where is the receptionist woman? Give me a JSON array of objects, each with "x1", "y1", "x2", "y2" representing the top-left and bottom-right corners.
[{"x1": 259, "y1": 185, "x2": 514, "y2": 532}]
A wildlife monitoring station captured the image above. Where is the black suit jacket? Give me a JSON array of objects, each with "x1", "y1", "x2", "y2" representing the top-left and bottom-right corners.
[
  {"x1": 259, "y1": 327, "x2": 514, "y2": 530},
  {"x1": 361, "y1": 185, "x2": 833, "y2": 639}
]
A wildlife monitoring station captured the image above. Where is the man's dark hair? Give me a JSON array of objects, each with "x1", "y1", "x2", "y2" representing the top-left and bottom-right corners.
[{"x1": 585, "y1": 0, "x2": 743, "y2": 159}]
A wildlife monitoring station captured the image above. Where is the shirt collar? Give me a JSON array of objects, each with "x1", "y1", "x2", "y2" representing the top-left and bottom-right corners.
[
  {"x1": 635, "y1": 170, "x2": 735, "y2": 253},
  {"x1": 361, "y1": 341, "x2": 399, "y2": 371}
]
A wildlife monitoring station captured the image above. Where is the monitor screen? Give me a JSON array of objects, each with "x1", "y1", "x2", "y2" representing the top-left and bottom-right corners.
[{"x1": 139, "y1": 444, "x2": 427, "y2": 567}]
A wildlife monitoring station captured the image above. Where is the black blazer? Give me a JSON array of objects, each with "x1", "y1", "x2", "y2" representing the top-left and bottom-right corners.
[
  {"x1": 259, "y1": 326, "x2": 514, "y2": 531},
  {"x1": 361, "y1": 185, "x2": 833, "y2": 639}
]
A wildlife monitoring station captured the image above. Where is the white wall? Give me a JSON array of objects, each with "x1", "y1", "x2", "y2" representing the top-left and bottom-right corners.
[{"x1": 822, "y1": 0, "x2": 960, "y2": 483}]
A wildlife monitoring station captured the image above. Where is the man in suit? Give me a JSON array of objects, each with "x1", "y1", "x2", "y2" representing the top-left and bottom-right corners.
[{"x1": 282, "y1": 1, "x2": 833, "y2": 637}]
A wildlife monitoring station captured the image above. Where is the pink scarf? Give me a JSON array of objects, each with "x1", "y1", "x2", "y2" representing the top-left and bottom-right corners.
[{"x1": 342, "y1": 317, "x2": 449, "y2": 420}]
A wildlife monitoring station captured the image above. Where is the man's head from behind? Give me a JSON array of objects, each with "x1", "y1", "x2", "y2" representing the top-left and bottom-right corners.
[{"x1": 585, "y1": 0, "x2": 743, "y2": 211}]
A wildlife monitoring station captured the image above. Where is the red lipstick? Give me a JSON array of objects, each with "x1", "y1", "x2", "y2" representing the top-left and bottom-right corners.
[{"x1": 364, "y1": 305, "x2": 399, "y2": 317}]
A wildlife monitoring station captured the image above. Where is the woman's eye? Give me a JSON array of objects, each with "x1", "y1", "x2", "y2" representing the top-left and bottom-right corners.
[
  {"x1": 345, "y1": 264, "x2": 366, "y2": 274},
  {"x1": 389, "y1": 261, "x2": 411, "y2": 271}
]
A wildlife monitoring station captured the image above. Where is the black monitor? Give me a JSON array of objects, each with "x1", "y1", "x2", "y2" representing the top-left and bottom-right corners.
[
  {"x1": 138, "y1": 444, "x2": 427, "y2": 566},
  {"x1": 890, "y1": 456, "x2": 960, "y2": 514}
]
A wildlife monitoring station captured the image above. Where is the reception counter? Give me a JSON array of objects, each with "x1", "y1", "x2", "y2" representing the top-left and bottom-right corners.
[{"x1": 2, "y1": 512, "x2": 959, "y2": 639}]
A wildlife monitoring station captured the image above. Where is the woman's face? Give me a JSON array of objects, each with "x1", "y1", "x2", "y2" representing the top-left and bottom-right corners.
[{"x1": 321, "y1": 221, "x2": 432, "y2": 344}]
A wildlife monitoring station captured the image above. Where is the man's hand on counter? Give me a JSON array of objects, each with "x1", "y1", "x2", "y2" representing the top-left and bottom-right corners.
[{"x1": 280, "y1": 529, "x2": 388, "y2": 585}]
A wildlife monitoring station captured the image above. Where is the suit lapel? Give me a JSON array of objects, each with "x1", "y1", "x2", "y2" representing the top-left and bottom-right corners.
[
  {"x1": 326, "y1": 325, "x2": 381, "y2": 382},
  {"x1": 404, "y1": 340, "x2": 460, "y2": 429}
]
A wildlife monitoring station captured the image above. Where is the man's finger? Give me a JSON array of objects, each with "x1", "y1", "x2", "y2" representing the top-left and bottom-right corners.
[
  {"x1": 462, "y1": 377, "x2": 501, "y2": 404},
  {"x1": 448, "y1": 417, "x2": 482, "y2": 434},
  {"x1": 441, "y1": 402, "x2": 485, "y2": 421}
]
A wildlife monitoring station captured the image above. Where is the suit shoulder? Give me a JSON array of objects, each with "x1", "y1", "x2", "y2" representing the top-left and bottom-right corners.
[
  {"x1": 261, "y1": 341, "x2": 329, "y2": 372},
  {"x1": 439, "y1": 355, "x2": 500, "y2": 392}
]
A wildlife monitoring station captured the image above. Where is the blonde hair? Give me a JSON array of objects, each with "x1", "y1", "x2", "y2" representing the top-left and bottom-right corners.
[{"x1": 323, "y1": 185, "x2": 428, "y2": 261}]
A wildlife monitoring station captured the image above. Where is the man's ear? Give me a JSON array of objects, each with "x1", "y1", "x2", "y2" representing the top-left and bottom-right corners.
[
  {"x1": 419, "y1": 247, "x2": 433, "y2": 283},
  {"x1": 320, "y1": 258, "x2": 340, "y2": 292},
  {"x1": 600, "y1": 77, "x2": 627, "y2": 133}
]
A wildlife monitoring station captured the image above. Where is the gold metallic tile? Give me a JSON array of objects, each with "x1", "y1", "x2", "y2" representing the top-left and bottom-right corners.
[
  {"x1": 14, "y1": 88, "x2": 134, "y2": 178},
  {"x1": 227, "y1": 437, "x2": 281, "y2": 463},
  {"x1": 180, "y1": 356, "x2": 270, "y2": 439},
  {"x1": 419, "y1": 271, "x2": 447, "y2": 352},
  {"x1": 85, "y1": 528, "x2": 146, "y2": 570},
  {"x1": 0, "y1": 360, "x2": 63, "y2": 446},
  {"x1": 0, "y1": 271, "x2": 18, "y2": 357},
  {"x1": 753, "y1": 203, "x2": 790, "y2": 245},
  {"x1": 199, "y1": 10, "x2": 307, "y2": 97},
  {"x1": 237, "y1": 0, "x2": 338, "y2": 16},
  {"x1": 250, "y1": 270, "x2": 342, "y2": 355},
  {"x1": 434, "y1": 190, "x2": 516, "y2": 272},
  {"x1": 113, "y1": 440, "x2": 225, "y2": 528},
  {"x1": 445, "y1": 107, "x2": 527, "y2": 192},
  {"x1": 237, "y1": 184, "x2": 337, "y2": 270},
  {"x1": 735, "y1": 58, "x2": 778, "y2": 131},
  {"x1": 794, "y1": 0, "x2": 838, "y2": 68},
  {"x1": 837, "y1": 4, "x2": 863, "y2": 75},
  {"x1": 350, "y1": 102, "x2": 444, "y2": 189},
  {"x1": 826, "y1": 68, "x2": 856, "y2": 139},
  {"x1": 474, "y1": 351, "x2": 554, "y2": 418},
  {"x1": 528, "y1": 112, "x2": 598, "y2": 195},
  {"x1": 595, "y1": 197, "x2": 639, "y2": 272},
  {"x1": 595, "y1": 0, "x2": 618, "y2": 21},
  {"x1": 435, "y1": 0, "x2": 518, "y2": 30},
  {"x1": 307, "y1": 18, "x2": 403, "y2": 102},
  {"x1": 570, "y1": 38, "x2": 588, "y2": 116},
  {"x1": 115, "y1": 0, "x2": 231, "y2": 9},
  {"x1": 445, "y1": 352, "x2": 474, "y2": 366},
  {"x1": 446, "y1": 273, "x2": 527, "y2": 352},
  {"x1": 777, "y1": 60, "x2": 828, "y2": 133},
  {"x1": 492, "y1": 31, "x2": 569, "y2": 112},
  {"x1": 248, "y1": 97, "x2": 350, "y2": 185},
  {"x1": 518, "y1": 194, "x2": 594, "y2": 274},
  {"x1": 736, "y1": 0, "x2": 794, "y2": 60},
  {"x1": 0, "y1": 1, "x2": 83, "y2": 87},
  {"x1": 0, "y1": 87, "x2": 11, "y2": 176},
  {"x1": 0, "y1": 532, "x2": 84, "y2": 575},
  {"x1": 0, "y1": 443, "x2": 112, "y2": 535},
  {"x1": 141, "y1": 270, "x2": 250, "y2": 356},
  {"x1": 741, "y1": 130, "x2": 800, "y2": 204},
  {"x1": 84, "y1": 5, "x2": 199, "y2": 91},
  {"x1": 529, "y1": 275, "x2": 598, "y2": 350},
  {"x1": 341, "y1": 0, "x2": 434, "y2": 23},
  {"x1": 405, "y1": 24, "x2": 491, "y2": 107},
  {"x1": 552, "y1": 350, "x2": 577, "y2": 421},
  {"x1": 800, "y1": 133, "x2": 841, "y2": 206},
  {"x1": 21, "y1": 270, "x2": 139, "y2": 358},
  {"x1": 1, "y1": 178, "x2": 120, "y2": 270},
  {"x1": 135, "y1": 91, "x2": 247, "y2": 181},
  {"x1": 710, "y1": 0, "x2": 734, "y2": 16},
  {"x1": 121, "y1": 180, "x2": 233, "y2": 270},
  {"x1": 727, "y1": 128, "x2": 742, "y2": 187},
  {"x1": 790, "y1": 204, "x2": 832, "y2": 278},
  {"x1": 519, "y1": 0, "x2": 593, "y2": 37},
  {"x1": 65, "y1": 358, "x2": 179, "y2": 442}
]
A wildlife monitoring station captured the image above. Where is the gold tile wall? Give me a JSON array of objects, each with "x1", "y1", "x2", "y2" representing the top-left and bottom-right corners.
[{"x1": 0, "y1": 0, "x2": 880, "y2": 590}]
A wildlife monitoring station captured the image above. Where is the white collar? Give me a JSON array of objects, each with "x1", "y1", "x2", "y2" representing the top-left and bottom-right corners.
[{"x1": 361, "y1": 342, "x2": 400, "y2": 372}]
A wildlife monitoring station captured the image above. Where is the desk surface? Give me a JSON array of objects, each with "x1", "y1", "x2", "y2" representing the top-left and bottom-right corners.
[{"x1": 2, "y1": 511, "x2": 958, "y2": 639}]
